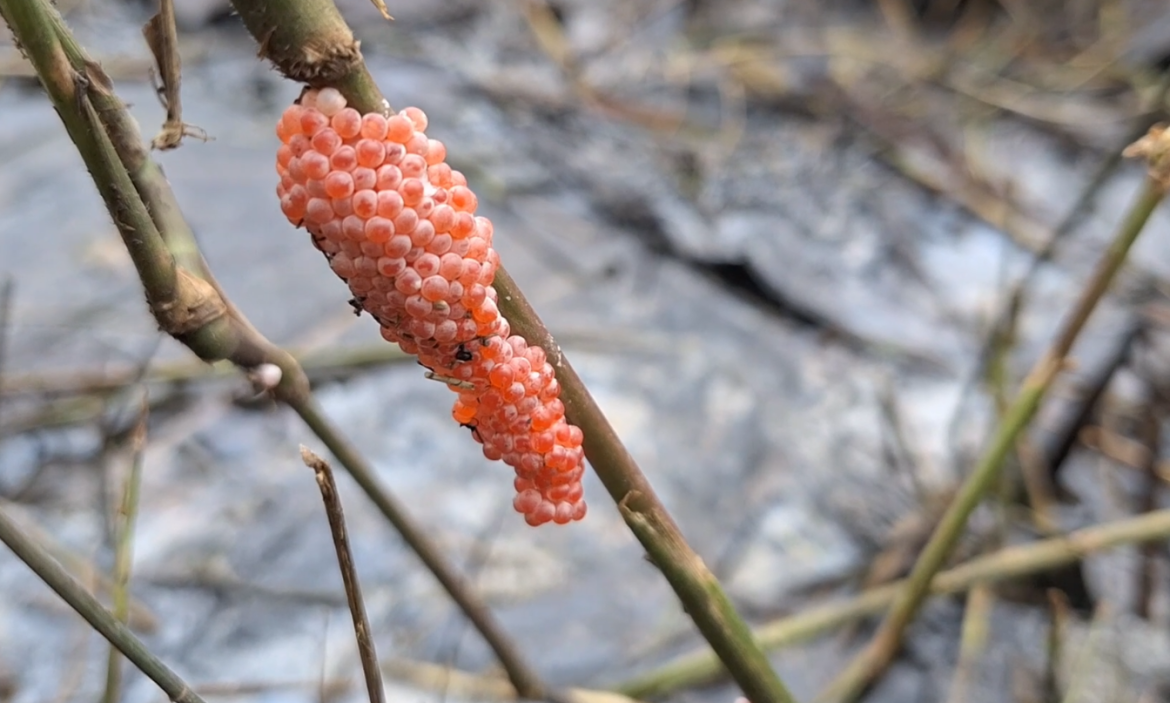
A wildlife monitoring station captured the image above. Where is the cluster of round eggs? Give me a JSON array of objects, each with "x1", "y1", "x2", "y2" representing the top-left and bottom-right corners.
[{"x1": 275, "y1": 88, "x2": 585, "y2": 525}]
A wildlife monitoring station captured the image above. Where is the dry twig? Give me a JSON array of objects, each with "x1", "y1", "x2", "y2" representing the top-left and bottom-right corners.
[
  {"x1": 300, "y1": 447, "x2": 385, "y2": 703},
  {"x1": 141, "y1": 0, "x2": 207, "y2": 149}
]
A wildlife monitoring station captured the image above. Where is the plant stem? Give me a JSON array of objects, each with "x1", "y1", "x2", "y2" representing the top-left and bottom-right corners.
[
  {"x1": 0, "y1": 0, "x2": 179, "y2": 309},
  {"x1": 101, "y1": 399, "x2": 148, "y2": 703},
  {"x1": 618, "y1": 506, "x2": 1170, "y2": 698},
  {"x1": 0, "y1": 505, "x2": 204, "y2": 703},
  {"x1": 230, "y1": 0, "x2": 384, "y2": 113},
  {"x1": 943, "y1": 585, "x2": 993, "y2": 703},
  {"x1": 817, "y1": 177, "x2": 1166, "y2": 703},
  {"x1": 0, "y1": 498, "x2": 159, "y2": 631},
  {"x1": 494, "y1": 268, "x2": 797, "y2": 703}
]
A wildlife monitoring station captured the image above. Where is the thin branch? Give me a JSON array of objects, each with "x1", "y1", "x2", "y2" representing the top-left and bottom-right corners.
[
  {"x1": 291, "y1": 400, "x2": 550, "y2": 699},
  {"x1": 101, "y1": 395, "x2": 148, "y2": 703},
  {"x1": 943, "y1": 585, "x2": 993, "y2": 703},
  {"x1": 300, "y1": 446, "x2": 385, "y2": 703},
  {"x1": 949, "y1": 71, "x2": 1170, "y2": 460},
  {"x1": 0, "y1": 498, "x2": 158, "y2": 632},
  {"x1": 0, "y1": 506, "x2": 204, "y2": 703},
  {"x1": 818, "y1": 175, "x2": 1166, "y2": 703},
  {"x1": 495, "y1": 267, "x2": 797, "y2": 703}
]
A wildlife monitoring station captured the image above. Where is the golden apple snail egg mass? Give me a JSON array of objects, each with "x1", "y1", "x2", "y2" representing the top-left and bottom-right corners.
[{"x1": 275, "y1": 87, "x2": 586, "y2": 526}]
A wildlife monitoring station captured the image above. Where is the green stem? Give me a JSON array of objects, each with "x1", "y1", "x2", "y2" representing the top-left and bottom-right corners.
[
  {"x1": 102, "y1": 404, "x2": 147, "y2": 703},
  {"x1": 818, "y1": 177, "x2": 1165, "y2": 703},
  {"x1": 494, "y1": 268, "x2": 798, "y2": 703},
  {"x1": 0, "y1": 498, "x2": 158, "y2": 632},
  {"x1": 0, "y1": 0, "x2": 177, "y2": 308},
  {"x1": 0, "y1": 505, "x2": 204, "y2": 703}
]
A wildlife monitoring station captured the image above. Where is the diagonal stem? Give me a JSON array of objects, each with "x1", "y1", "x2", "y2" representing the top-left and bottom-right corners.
[
  {"x1": 0, "y1": 506, "x2": 204, "y2": 703},
  {"x1": 493, "y1": 268, "x2": 797, "y2": 703}
]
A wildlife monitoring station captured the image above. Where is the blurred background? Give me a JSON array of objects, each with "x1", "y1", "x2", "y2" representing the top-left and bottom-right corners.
[{"x1": 3, "y1": 0, "x2": 1170, "y2": 701}]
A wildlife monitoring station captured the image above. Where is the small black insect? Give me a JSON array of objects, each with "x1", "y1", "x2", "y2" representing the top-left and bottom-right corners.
[
  {"x1": 455, "y1": 344, "x2": 473, "y2": 362},
  {"x1": 459, "y1": 422, "x2": 482, "y2": 442},
  {"x1": 348, "y1": 298, "x2": 364, "y2": 316}
]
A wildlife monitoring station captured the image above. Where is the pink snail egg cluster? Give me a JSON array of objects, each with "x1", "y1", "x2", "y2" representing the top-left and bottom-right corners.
[{"x1": 275, "y1": 87, "x2": 586, "y2": 526}]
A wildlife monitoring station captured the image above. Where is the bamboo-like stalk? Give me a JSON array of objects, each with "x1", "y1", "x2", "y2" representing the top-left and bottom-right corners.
[
  {"x1": 817, "y1": 176, "x2": 1167, "y2": 703},
  {"x1": 0, "y1": 2, "x2": 550, "y2": 698},
  {"x1": 220, "y1": 0, "x2": 799, "y2": 698},
  {"x1": 616, "y1": 507, "x2": 1170, "y2": 699},
  {"x1": 0, "y1": 0, "x2": 181, "y2": 316},
  {"x1": 230, "y1": 0, "x2": 384, "y2": 113},
  {"x1": 0, "y1": 505, "x2": 204, "y2": 703}
]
